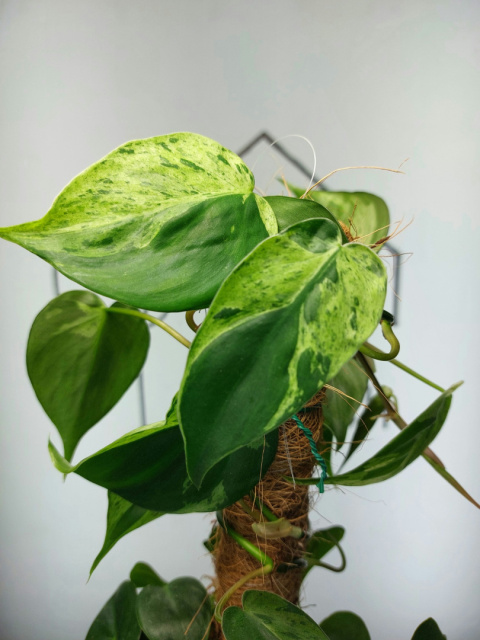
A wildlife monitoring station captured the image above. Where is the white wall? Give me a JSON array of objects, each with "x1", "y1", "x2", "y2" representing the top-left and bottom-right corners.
[{"x1": 0, "y1": 1, "x2": 479, "y2": 638}]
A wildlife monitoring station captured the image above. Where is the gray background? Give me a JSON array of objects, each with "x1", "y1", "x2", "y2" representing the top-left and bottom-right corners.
[{"x1": 1, "y1": 1, "x2": 479, "y2": 638}]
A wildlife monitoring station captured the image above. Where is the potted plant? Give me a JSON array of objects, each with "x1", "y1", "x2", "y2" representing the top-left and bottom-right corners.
[{"x1": 0, "y1": 132, "x2": 476, "y2": 639}]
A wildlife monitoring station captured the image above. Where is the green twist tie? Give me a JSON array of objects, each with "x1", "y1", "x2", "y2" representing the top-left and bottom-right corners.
[{"x1": 292, "y1": 414, "x2": 327, "y2": 493}]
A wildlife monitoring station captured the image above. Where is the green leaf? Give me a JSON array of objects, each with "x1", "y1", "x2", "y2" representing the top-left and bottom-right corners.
[
  {"x1": 130, "y1": 563, "x2": 166, "y2": 588},
  {"x1": 299, "y1": 386, "x2": 456, "y2": 487},
  {"x1": 27, "y1": 291, "x2": 150, "y2": 460},
  {"x1": 222, "y1": 590, "x2": 330, "y2": 640},
  {"x1": 49, "y1": 396, "x2": 277, "y2": 513},
  {"x1": 411, "y1": 618, "x2": 446, "y2": 640},
  {"x1": 319, "y1": 611, "x2": 371, "y2": 640},
  {"x1": 179, "y1": 217, "x2": 387, "y2": 486},
  {"x1": 90, "y1": 493, "x2": 163, "y2": 576},
  {"x1": 265, "y1": 195, "x2": 346, "y2": 237},
  {"x1": 323, "y1": 359, "x2": 369, "y2": 444},
  {"x1": 136, "y1": 578, "x2": 212, "y2": 640},
  {"x1": 304, "y1": 526, "x2": 345, "y2": 577},
  {"x1": 86, "y1": 581, "x2": 140, "y2": 640},
  {"x1": 0, "y1": 133, "x2": 277, "y2": 312},
  {"x1": 305, "y1": 190, "x2": 390, "y2": 247}
]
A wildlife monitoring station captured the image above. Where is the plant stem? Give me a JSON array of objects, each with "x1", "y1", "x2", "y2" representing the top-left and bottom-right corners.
[
  {"x1": 107, "y1": 307, "x2": 191, "y2": 348},
  {"x1": 388, "y1": 357, "x2": 445, "y2": 393},
  {"x1": 214, "y1": 565, "x2": 273, "y2": 622},
  {"x1": 359, "y1": 320, "x2": 400, "y2": 361},
  {"x1": 306, "y1": 543, "x2": 346, "y2": 573}
]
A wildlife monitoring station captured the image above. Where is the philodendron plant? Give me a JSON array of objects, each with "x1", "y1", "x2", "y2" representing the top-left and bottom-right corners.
[{"x1": 1, "y1": 132, "x2": 477, "y2": 640}]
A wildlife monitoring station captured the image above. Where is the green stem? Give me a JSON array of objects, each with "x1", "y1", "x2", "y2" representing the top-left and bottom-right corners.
[
  {"x1": 359, "y1": 319, "x2": 400, "y2": 361},
  {"x1": 389, "y1": 358, "x2": 445, "y2": 393},
  {"x1": 251, "y1": 495, "x2": 278, "y2": 522},
  {"x1": 238, "y1": 499, "x2": 262, "y2": 522},
  {"x1": 214, "y1": 565, "x2": 273, "y2": 623},
  {"x1": 306, "y1": 543, "x2": 346, "y2": 573},
  {"x1": 107, "y1": 307, "x2": 191, "y2": 348}
]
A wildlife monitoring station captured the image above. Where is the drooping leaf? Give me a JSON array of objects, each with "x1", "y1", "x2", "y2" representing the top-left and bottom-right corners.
[
  {"x1": 411, "y1": 618, "x2": 446, "y2": 640},
  {"x1": 296, "y1": 386, "x2": 457, "y2": 487},
  {"x1": 27, "y1": 290, "x2": 150, "y2": 460},
  {"x1": 265, "y1": 195, "x2": 346, "y2": 237},
  {"x1": 0, "y1": 133, "x2": 277, "y2": 312},
  {"x1": 222, "y1": 590, "x2": 330, "y2": 640},
  {"x1": 130, "y1": 563, "x2": 165, "y2": 588},
  {"x1": 90, "y1": 493, "x2": 163, "y2": 576},
  {"x1": 179, "y1": 218, "x2": 387, "y2": 486},
  {"x1": 287, "y1": 184, "x2": 390, "y2": 248},
  {"x1": 323, "y1": 359, "x2": 369, "y2": 444},
  {"x1": 136, "y1": 578, "x2": 212, "y2": 640},
  {"x1": 319, "y1": 611, "x2": 371, "y2": 640},
  {"x1": 85, "y1": 581, "x2": 140, "y2": 640},
  {"x1": 303, "y1": 526, "x2": 345, "y2": 577},
  {"x1": 49, "y1": 396, "x2": 277, "y2": 513}
]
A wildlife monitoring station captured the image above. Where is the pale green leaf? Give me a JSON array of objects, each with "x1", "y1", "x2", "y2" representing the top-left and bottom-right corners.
[
  {"x1": 27, "y1": 290, "x2": 149, "y2": 460},
  {"x1": 1, "y1": 133, "x2": 277, "y2": 312},
  {"x1": 288, "y1": 187, "x2": 390, "y2": 248},
  {"x1": 222, "y1": 590, "x2": 330, "y2": 640},
  {"x1": 90, "y1": 493, "x2": 163, "y2": 576},
  {"x1": 265, "y1": 195, "x2": 346, "y2": 236},
  {"x1": 179, "y1": 218, "x2": 387, "y2": 486}
]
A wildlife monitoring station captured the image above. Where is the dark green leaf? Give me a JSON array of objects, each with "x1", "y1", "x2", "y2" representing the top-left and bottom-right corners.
[
  {"x1": 304, "y1": 526, "x2": 345, "y2": 577},
  {"x1": 179, "y1": 218, "x2": 387, "y2": 486},
  {"x1": 298, "y1": 386, "x2": 457, "y2": 487},
  {"x1": 136, "y1": 578, "x2": 212, "y2": 640},
  {"x1": 265, "y1": 195, "x2": 346, "y2": 237},
  {"x1": 91, "y1": 493, "x2": 163, "y2": 576},
  {"x1": 323, "y1": 359, "x2": 369, "y2": 444},
  {"x1": 411, "y1": 618, "x2": 446, "y2": 640},
  {"x1": 130, "y1": 563, "x2": 165, "y2": 588},
  {"x1": 49, "y1": 396, "x2": 277, "y2": 513},
  {"x1": 0, "y1": 133, "x2": 277, "y2": 312},
  {"x1": 319, "y1": 611, "x2": 370, "y2": 640},
  {"x1": 86, "y1": 581, "x2": 140, "y2": 640},
  {"x1": 305, "y1": 190, "x2": 390, "y2": 248},
  {"x1": 27, "y1": 290, "x2": 150, "y2": 460},
  {"x1": 222, "y1": 590, "x2": 330, "y2": 640}
]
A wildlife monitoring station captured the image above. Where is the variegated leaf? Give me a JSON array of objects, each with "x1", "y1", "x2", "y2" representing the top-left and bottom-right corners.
[
  {"x1": 179, "y1": 218, "x2": 387, "y2": 486},
  {"x1": 0, "y1": 133, "x2": 277, "y2": 311},
  {"x1": 287, "y1": 183, "x2": 389, "y2": 248},
  {"x1": 49, "y1": 396, "x2": 277, "y2": 514}
]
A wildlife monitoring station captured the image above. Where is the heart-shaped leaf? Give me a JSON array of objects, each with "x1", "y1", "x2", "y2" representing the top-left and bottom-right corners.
[
  {"x1": 179, "y1": 217, "x2": 387, "y2": 486},
  {"x1": 297, "y1": 386, "x2": 457, "y2": 487},
  {"x1": 27, "y1": 290, "x2": 150, "y2": 460},
  {"x1": 265, "y1": 196, "x2": 346, "y2": 236},
  {"x1": 0, "y1": 133, "x2": 277, "y2": 312},
  {"x1": 323, "y1": 359, "x2": 369, "y2": 444},
  {"x1": 130, "y1": 563, "x2": 165, "y2": 588},
  {"x1": 90, "y1": 493, "x2": 163, "y2": 576},
  {"x1": 136, "y1": 578, "x2": 212, "y2": 640},
  {"x1": 49, "y1": 396, "x2": 277, "y2": 513},
  {"x1": 86, "y1": 581, "x2": 140, "y2": 640},
  {"x1": 411, "y1": 618, "x2": 446, "y2": 640},
  {"x1": 222, "y1": 590, "x2": 330, "y2": 640},
  {"x1": 319, "y1": 611, "x2": 371, "y2": 640},
  {"x1": 286, "y1": 184, "x2": 389, "y2": 248}
]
